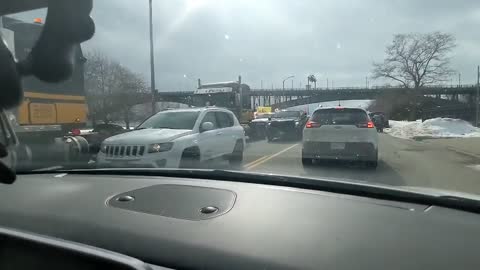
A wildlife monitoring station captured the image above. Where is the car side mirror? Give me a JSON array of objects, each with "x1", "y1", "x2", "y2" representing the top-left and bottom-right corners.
[
  {"x1": 201, "y1": 122, "x2": 214, "y2": 132},
  {"x1": 268, "y1": 117, "x2": 272, "y2": 121}
]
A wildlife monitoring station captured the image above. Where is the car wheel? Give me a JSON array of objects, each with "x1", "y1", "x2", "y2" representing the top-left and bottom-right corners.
[
  {"x1": 179, "y1": 147, "x2": 200, "y2": 169},
  {"x1": 366, "y1": 160, "x2": 378, "y2": 169},
  {"x1": 302, "y1": 152, "x2": 314, "y2": 167},
  {"x1": 229, "y1": 141, "x2": 244, "y2": 167},
  {"x1": 267, "y1": 135, "x2": 273, "y2": 142}
]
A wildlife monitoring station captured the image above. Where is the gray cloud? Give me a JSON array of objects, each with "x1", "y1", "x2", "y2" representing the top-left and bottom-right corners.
[{"x1": 11, "y1": 0, "x2": 480, "y2": 90}]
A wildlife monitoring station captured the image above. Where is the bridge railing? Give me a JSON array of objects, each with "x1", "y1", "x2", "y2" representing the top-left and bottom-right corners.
[
  {"x1": 151, "y1": 84, "x2": 477, "y2": 100},
  {"x1": 251, "y1": 84, "x2": 477, "y2": 92}
]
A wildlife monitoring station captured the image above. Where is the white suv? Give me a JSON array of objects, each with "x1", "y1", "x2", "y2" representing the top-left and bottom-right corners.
[
  {"x1": 96, "y1": 107, "x2": 246, "y2": 168},
  {"x1": 302, "y1": 107, "x2": 379, "y2": 168}
]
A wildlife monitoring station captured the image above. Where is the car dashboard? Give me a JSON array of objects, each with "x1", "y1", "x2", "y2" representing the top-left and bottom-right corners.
[{"x1": 0, "y1": 172, "x2": 479, "y2": 269}]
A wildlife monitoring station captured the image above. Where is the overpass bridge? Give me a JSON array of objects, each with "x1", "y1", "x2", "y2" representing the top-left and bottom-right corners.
[{"x1": 151, "y1": 85, "x2": 477, "y2": 110}]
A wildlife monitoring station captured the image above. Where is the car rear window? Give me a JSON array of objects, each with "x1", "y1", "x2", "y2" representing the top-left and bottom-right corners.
[
  {"x1": 311, "y1": 108, "x2": 368, "y2": 125},
  {"x1": 273, "y1": 111, "x2": 301, "y2": 118}
]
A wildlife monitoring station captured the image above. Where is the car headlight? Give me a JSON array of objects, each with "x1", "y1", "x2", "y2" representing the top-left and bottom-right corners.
[
  {"x1": 295, "y1": 121, "x2": 300, "y2": 126},
  {"x1": 148, "y1": 142, "x2": 174, "y2": 153},
  {"x1": 100, "y1": 143, "x2": 107, "y2": 153}
]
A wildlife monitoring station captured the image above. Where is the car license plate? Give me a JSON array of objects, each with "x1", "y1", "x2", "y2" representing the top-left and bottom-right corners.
[{"x1": 331, "y1": 142, "x2": 345, "y2": 150}]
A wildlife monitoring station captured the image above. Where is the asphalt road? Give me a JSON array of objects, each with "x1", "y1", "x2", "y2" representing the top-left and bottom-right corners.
[
  {"x1": 233, "y1": 134, "x2": 480, "y2": 195},
  {"x1": 32, "y1": 133, "x2": 480, "y2": 195}
]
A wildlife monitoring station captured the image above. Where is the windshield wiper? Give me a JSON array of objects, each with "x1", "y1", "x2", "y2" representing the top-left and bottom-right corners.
[{"x1": 18, "y1": 168, "x2": 480, "y2": 214}]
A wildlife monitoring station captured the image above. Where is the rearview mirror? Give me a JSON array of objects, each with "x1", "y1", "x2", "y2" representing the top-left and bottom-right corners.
[{"x1": 201, "y1": 122, "x2": 214, "y2": 132}]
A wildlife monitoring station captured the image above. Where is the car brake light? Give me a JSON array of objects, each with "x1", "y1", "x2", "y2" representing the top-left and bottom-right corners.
[
  {"x1": 357, "y1": 121, "x2": 375, "y2": 128},
  {"x1": 306, "y1": 121, "x2": 321, "y2": 128},
  {"x1": 71, "y1": 128, "x2": 81, "y2": 136}
]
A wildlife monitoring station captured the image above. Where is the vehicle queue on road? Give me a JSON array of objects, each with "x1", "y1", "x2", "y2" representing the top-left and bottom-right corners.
[{"x1": 93, "y1": 106, "x2": 381, "y2": 170}]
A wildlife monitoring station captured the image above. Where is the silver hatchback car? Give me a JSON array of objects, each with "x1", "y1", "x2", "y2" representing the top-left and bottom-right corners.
[{"x1": 302, "y1": 107, "x2": 379, "y2": 168}]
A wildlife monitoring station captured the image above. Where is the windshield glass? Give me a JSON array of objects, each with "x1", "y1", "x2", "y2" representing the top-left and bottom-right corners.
[
  {"x1": 5, "y1": 1, "x2": 480, "y2": 199},
  {"x1": 138, "y1": 111, "x2": 199, "y2": 130},
  {"x1": 312, "y1": 109, "x2": 368, "y2": 125},
  {"x1": 273, "y1": 111, "x2": 301, "y2": 118}
]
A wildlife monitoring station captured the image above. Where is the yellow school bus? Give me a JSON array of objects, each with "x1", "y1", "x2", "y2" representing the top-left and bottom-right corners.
[
  {"x1": 2, "y1": 16, "x2": 88, "y2": 167},
  {"x1": 3, "y1": 16, "x2": 87, "y2": 135}
]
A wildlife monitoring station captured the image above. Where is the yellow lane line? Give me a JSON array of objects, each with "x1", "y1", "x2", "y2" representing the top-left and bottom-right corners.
[
  {"x1": 245, "y1": 144, "x2": 299, "y2": 171},
  {"x1": 243, "y1": 155, "x2": 271, "y2": 168}
]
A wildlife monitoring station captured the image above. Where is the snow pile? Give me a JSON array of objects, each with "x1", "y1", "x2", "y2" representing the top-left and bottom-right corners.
[{"x1": 386, "y1": 118, "x2": 480, "y2": 139}]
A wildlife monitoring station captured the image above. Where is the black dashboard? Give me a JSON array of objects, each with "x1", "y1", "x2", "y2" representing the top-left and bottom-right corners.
[{"x1": 0, "y1": 172, "x2": 479, "y2": 269}]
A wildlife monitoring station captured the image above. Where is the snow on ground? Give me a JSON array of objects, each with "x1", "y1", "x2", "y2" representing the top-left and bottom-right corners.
[{"x1": 386, "y1": 118, "x2": 480, "y2": 139}]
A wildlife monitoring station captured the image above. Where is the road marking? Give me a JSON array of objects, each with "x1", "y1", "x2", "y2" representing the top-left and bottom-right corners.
[
  {"x1": 243, "y1": 155, "x2": 271, "y2": 168},
  {"x1": 245, "y1": 144, "x2": 299, "y2": 170}
]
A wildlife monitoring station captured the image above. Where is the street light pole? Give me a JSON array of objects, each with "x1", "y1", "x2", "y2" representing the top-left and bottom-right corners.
[
  {"x1": 476, "y1": 65, "x2": 479, "y2": 127},
  {"x1": 149, "y1": 0, "x2": 156, "y2": 115},
  {"x1": 282, "y1": 75, "x2": 294, "y2": 102}
]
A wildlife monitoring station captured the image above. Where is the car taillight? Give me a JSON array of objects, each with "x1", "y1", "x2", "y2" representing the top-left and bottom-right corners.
[
  {"x1": 305, "y1": 121, "x2": 321, "y2": 128},
  {"x1": 357, "y1": 121, "x2": 375, "y2": 128},
  {"x1": 71, "y1": 128, "x2": 81, "y2": 136}
]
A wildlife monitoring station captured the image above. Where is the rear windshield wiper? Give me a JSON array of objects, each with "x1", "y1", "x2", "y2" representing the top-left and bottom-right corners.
[{"x1": 19, "y1": 168, "x2": 480, "y2": 214}]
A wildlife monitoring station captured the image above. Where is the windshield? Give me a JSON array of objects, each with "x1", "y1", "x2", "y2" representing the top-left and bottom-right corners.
[
  {"x1": 5, "y1": 1, "x2": 480, "y2": 200},
  {"x1": 137, "y1": 111, "x2": 199, "y2": 130},
  {"x1": 273, "y1": 111, "x2": 301, "y2": 118}
]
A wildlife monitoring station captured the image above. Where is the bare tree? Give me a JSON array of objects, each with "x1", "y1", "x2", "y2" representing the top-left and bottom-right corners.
[
  {"x1": 84, "y1": 51, "x2": 117, "y2": 124},
  {"x1": 84, "y1": 51, "x2": 148, "y2": 127},
  {"x1": 372, "y1": 32, "x2": 455, "y2": 119},
  {"x1": 112, "y1": 65, "x2": 148, "y2": 129}
]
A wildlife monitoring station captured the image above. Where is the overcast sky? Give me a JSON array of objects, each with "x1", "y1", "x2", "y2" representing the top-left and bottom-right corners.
[{"x1": 13, "y1": 0, "x2": 480, "y2": 91}]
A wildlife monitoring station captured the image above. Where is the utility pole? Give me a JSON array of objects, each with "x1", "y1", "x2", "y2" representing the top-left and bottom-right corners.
[
  {"x1": 149, "y1": 0, "x2": 156, "y2": 114},
  {"x1": 238, "y1": 75, "x2": 243, "y2": 114},
  {"x1": 476, "y1": 65, "x2": 479, "y2": 127},
  {"x1": 365, "y1": 76, "x2": 368, "y2": 88},
  {"x1": 291, "y1": 80, "x2": 293, "y2": 90},
  {"x1": 260, "y1": 80, "x2": 263, "y2": 89},
  {"x1": 327, "y1": 78, "x2": 329, "y2": 89},
  {"x1": 458, "y1": 73, "x2": 461, "y2": 87},
  {"x1": 282, "y1": 75, "x2": 294, "y2": 101}
]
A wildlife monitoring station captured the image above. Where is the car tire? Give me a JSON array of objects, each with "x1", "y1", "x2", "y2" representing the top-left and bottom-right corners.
[
  {"x1": 229, "y1": 141, "x2": 244, "y2": 167},
  {"x1": 179, "y1": 147, "x2": 200, "y2": 169},
  {"x1": 267, "y1": 135, "x2": 273, "y2": 142},
  {"x1": 301, "y1": 152, "x2": 314, "y2": 167},
  {"x1": 366, "y1": 160, "x2": 378, "y2": 169}
]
